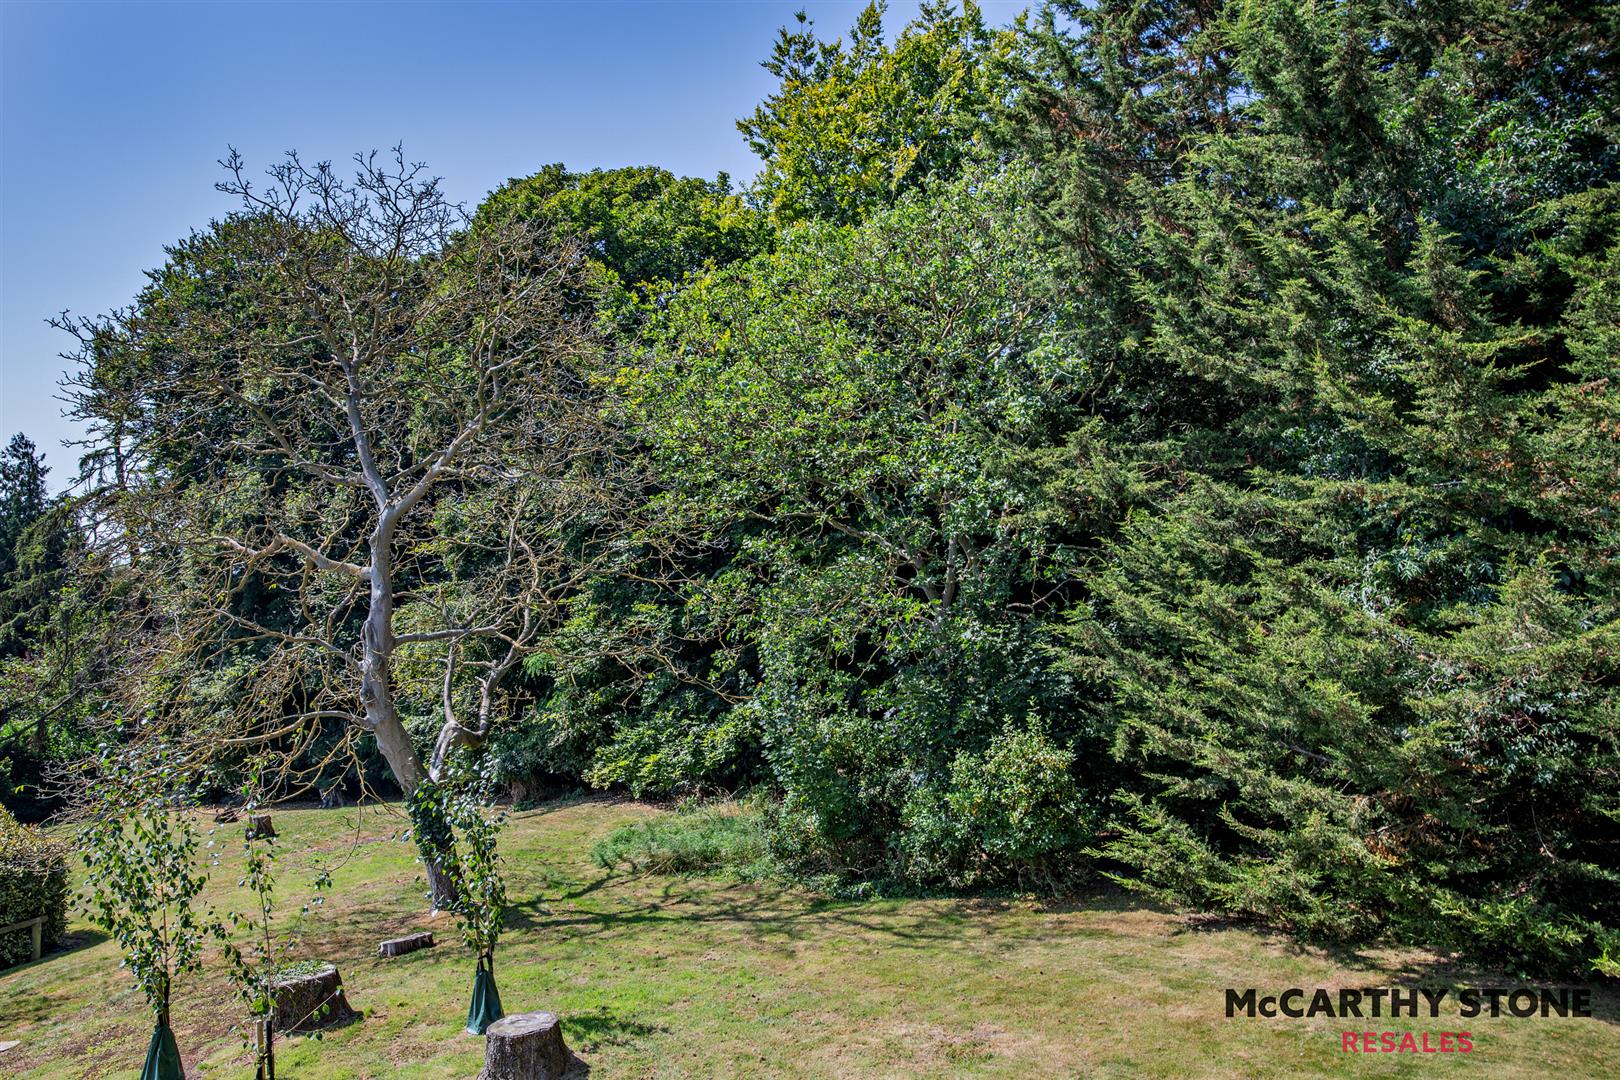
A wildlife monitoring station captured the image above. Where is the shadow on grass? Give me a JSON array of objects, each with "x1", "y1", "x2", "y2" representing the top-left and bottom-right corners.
[
  {"x1": 510, "y1": 793, "x2": 639, "y2": 821},
  {"x1": 55, "y1": 928, "x2": 111, "y2": 952},
  {"x1": 505, "y1": 871, "x2": 1174, "y2": 955},
  {"x1": 565, "y1": 1004, "x2": 667, "y2": 1050},
  {"x1": 1384, "y1": 956, "x2": 1620, "y2": 1026},
  {"x1": 534, "y1": 860, "x2": 1620, "y2": 1030},
  {"x1": 506, "y1": 876, "x2": 964, "y2": 948},
  {"x1": 1173, "y1": 914, "x2": 1620, "y2": 1026},
  {"x1": 0, "y1": 928, "x2": 112, "y2": 997},
  {"x1": 297, "y1": 1005, "x2": 366, "y2": 1034}
]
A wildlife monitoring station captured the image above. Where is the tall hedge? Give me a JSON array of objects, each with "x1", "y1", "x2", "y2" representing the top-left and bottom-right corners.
[{"x1": 0, "y1": 804, "x2": 67, "y2": 967}]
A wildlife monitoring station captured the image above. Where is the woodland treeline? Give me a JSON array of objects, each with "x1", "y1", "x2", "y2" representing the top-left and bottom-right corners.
[{"x1": 0, "y1": 0, "x2": 1616, "y2": 975}]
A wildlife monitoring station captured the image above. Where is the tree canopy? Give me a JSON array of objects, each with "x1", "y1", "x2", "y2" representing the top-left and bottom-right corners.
[{"x1": 13, "y1": 0, "x2": 1619, "y2": 974}]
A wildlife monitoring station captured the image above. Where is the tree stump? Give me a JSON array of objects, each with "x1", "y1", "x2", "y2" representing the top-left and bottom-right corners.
[
  {"x1": 378, "y1": 931, "x2": 434, "y2": 958},
  {"x1": 246, "y1": 814, "x2": 276, "y2": 840},
  {"x1": 273, "y1": 964, "x2": 357, "y2": 1031},
  {"x1": 478, "y1": 1011, "x2": 569, "y2": 1080}
]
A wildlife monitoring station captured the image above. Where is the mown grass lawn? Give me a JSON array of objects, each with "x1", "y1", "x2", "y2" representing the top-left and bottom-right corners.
[{"x1": 1, "y1": 799, "x2": 1615, "y2": 1079}]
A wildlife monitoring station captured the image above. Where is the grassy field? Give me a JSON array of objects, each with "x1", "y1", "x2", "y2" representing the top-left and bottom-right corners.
[{"x1": 0, "y1": 798, "x2": 1615, "y2": 1079}]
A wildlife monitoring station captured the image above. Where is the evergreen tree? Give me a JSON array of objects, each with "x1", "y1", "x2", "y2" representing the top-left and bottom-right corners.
[
  {"x1": 0, "y1": 433, "x2": 84, "y2": 817},
  {"x1": 1001, "y1": 0, "x2": 1620, "y2": 972},
  {"x1": 0, "y1": 433, "x2": 50, "y2": 633}
]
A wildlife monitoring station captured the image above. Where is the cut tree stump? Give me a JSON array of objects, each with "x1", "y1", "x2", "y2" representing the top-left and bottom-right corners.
[
  {"x1": 378, "y1": 932, "x2": 435, "y2": 958},
  {"x1": 273, "y1": 964, "x2": 357, "y2": 1031},
  {"x1": 478, "y1": 1011, "x2": 569, "y2": 1080},
  {"x1": 246, "y1": 815, "x2": 276, "y2": 840}
]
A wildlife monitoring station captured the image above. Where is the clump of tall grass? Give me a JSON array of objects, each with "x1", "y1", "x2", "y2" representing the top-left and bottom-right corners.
[{"x1": 591, "y1": 799, "x2": 774, "y2": 878}]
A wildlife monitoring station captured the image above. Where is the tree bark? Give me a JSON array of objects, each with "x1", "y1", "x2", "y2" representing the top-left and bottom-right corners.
[
  {"x1": 478, "y1": 1012, "x2": 569, "y2": 1080},
  {"x1": 360, "y1": 518, "x2": 459, "y2": 910},
  {"x1": 272, "y1": 964, "x2": 357, "y2": 1032}
]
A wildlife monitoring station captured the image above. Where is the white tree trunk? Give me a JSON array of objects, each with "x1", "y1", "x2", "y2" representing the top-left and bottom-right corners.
[{"x1": 361, "y1": 522, "x2": 458, "y2": 909}]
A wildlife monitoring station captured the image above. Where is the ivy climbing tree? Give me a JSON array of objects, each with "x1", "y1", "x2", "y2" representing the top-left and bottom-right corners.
[{"x1": 406, "y1": 755, "x2": 508, "y2": 1034}]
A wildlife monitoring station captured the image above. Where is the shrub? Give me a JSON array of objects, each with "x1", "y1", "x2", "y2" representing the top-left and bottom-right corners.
[
  {"x1": 0, "y1": 804, "x2": 68, "y2": 967},
  {"x1": 898, "y1": 721, "x2": 1095, "y2": 890}
]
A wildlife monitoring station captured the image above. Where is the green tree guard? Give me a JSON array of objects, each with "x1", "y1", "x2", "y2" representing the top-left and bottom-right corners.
[
  {"x1": 467, "y1": 954, "x2": 504, "y2": 1035},
  {"x1": 139, "y1": 1019, "x2": 184, "y2": 1080}
]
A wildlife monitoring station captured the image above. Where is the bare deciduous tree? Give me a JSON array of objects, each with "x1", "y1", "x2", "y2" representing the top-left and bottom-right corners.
[{"x1": 60, "y1": 149, "x2": 625, "y2": 906}]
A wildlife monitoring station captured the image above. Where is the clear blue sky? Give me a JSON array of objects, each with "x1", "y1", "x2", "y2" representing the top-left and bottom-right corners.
[{"x1": 1, "y1": 0, "x2": 1027, "y2": 491}]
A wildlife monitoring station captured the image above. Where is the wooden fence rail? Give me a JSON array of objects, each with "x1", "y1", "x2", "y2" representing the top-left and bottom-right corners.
[{"x1": 0, "y1": 915, "x2": 46, "y2": 963}]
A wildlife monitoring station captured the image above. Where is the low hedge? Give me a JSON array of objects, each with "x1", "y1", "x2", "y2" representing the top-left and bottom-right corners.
[{"x1": 0, "y1": 804, "x2": 68, "y2": 967}]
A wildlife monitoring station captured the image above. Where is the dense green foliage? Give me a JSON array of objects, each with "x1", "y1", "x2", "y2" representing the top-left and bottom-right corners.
[
  {"x1": 622, "y1": 167, "x2": 1106, "y2": 884},
  {"x1": 0, "y1": 803, "x2": 67, "y2": 967},
  {"x1": 0, "y1": 434, "x2": 49, "y2": 619},
  {"x1": 476, "y1": 163, "x2": 768, "y2": 301},
  {"x1": 0, "y1": 435, "x2": 83, "y2": 817},
  {"x1": 15, "y1": 0, "x2": 1619, "y2": 976},
  {"x1": 993, "y1": 0, "x2": 1620, "y2": 975},
  {"x1": 740, "y1": 0, "x2": 996, "y2": 224}
]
